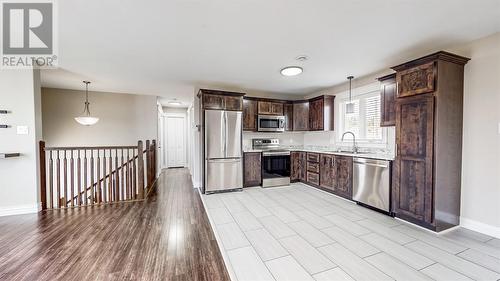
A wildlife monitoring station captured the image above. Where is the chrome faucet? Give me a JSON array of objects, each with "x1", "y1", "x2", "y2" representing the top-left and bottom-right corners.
[{"x1": 341, "y1": 131, "x2": 358, "y2": 154}]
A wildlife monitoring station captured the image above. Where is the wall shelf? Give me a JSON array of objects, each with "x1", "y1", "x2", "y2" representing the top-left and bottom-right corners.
[{"x1": 0, "y1": 153, "x2": 20, "y2": 159}]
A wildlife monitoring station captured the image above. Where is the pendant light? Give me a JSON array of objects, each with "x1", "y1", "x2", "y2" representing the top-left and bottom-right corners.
[
  {"x1": 75, "y1": 81, "x2": 99, "y2": 126},
  {"x1": 345, "y1": 76, "x2": 355, "y2": 114}
]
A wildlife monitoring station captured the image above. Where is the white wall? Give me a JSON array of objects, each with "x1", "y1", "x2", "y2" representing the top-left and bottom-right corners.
[
  {"x1": 448, "y1": 32, "x2": 500, "y2": 237},
  {"x1": 193, "y1": 95, "x2": 202, "y2": 188},
  {"x1": 0, "y1": 69, "x2": 43, "y2": 216},
  {"x1": 42, "y1": 88, "x2": 157, "y2": 147}
]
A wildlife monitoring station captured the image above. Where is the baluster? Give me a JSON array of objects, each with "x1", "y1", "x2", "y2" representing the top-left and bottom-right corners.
[
  {"x1": 63, "y1": 150, "x2": 68, "y2": 208},
  {"x1": 77, "y1": 150, "x2": 81, "y2": 206},
  {"x1": 126, "y1": 148, "x2": 130, "y2": 200},
  {"x1": 70, "y1": 150, "x2": 75, "y2": 207},
  {"x1": 49, "y1": 151, "x2": 53, "y2": 208},
  {"x1": 84, "y1": 149, "x2": 88, "y2": 206},
  {"x1": 115, "y1": 148, "x2": 120, "y2": 201},
  {"x1": 103, "y1": 149, "x2": 107, "y2": 203},
  {"x1": 96, "y1": 149, "x2": 101, "y2": 204},
  {"x1": 56, "y1": 151, "x2": 61, "y2": 208},
  {"x1": 108, "y1": 149, "x2": 113, "y2": 202},
  {"x1": 120, "y1": 148, "x2": 125, "y2": 201},
  {"x1": 137, "y1": 141, "x2": 144, "y2": 200},
  {"x1": 132, "y1": 148, "x2": 137, "y2": 199},
  {"x1": 146, "y1": 140, "x2": 151, "y2": 190},
  {"x1": 90, "y1": 149, "x2": 95, "y2": 205}
]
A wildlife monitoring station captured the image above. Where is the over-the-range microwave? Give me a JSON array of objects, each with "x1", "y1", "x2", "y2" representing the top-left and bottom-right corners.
[{"x1": 257, "y1": 115, "x2": 285, "y2": 132}]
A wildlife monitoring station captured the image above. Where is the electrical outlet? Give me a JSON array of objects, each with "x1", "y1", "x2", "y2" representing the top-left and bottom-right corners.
[{"x1": 16, "y1": 126, "x2": 29, "y2": 135}]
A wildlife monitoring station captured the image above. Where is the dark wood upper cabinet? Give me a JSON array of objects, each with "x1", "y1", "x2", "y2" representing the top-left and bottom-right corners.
[
  {"x1": 243, "y1": 152, "x2": 262, "y2": 187},
  {"x1": 396, "y1": 62, "x2": 436, "y2": 98},
  {"x1": 309, "y1": 98, "x2": 324, "y2": 130},
  {"x1": 378, "y1": 74, "x2": 397, "y2": 127},
  {"x1": 292, "y1": 101, "x2": 309, "y2": 131},
  {"x1": 198, "y1": 89, "x2": 244, "y2": 111},
  {"x1": 202, "y1": 94, "x2": 225, "y2": 110},
  {"x1": 319, "y1": 154, "x2": 334, "y2": 190},
  {"x1": 391, "y1": 51, "x2": 470, "y2": 231},
  {"x1": 308, "y1": 95, "x2": 335, "y2": 131},
  {"x1": 258, "y1": 101, "x2": 283, "y2": 115},
  {"x1": 241, "y1": 96, "x2": 333, "y2": 132},
  {"x1": 284, "y1": 103, "x2": 293, "y2": 131},
  {"x1": 334, "y1": 155, "x2": 352, "y2": 200},
  {"x1": 225, "y1": 95, "x2": 243, "y2": 111},
  {"x1": 243, "y1": 99, "x2": 258, "y2": 131}
]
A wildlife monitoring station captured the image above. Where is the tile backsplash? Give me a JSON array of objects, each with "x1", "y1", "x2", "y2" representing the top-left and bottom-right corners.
[
  {"x1": 243, "y1": 127, "x2": 395, "y2": 156},
  {"x1": 242, "y1": 131, "x2": 305, "y2": 150}
]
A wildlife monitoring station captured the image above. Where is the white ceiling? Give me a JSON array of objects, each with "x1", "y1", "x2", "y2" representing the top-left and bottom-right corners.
[{"x1": 42, "y1": 0, "x2": 500, "y2": 102}]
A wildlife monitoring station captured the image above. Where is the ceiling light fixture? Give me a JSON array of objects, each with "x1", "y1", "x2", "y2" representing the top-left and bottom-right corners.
[
  {"x1": 346, "y1": 76, "x2": 355, "y2": 114},
  {"x1": 280, "y1": 66, "x2": 303, "y2": 76},
  {"x1": 168, "y1": 99, "x2": 182, "y2": 105},
  {"x1": 75, "y1": 81, "x2": 99, "y2": 126},
  {"x1": 295, "y1": 55, "x2": 308, "y2": 61}
]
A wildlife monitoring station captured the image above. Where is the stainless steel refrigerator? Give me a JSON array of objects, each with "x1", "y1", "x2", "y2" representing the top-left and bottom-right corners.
[{"x1": 204, "y1": 110, "x2": 243, "y2": 193}]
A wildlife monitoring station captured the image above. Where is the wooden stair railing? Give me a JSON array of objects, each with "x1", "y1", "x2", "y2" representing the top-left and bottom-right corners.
[{"x1": 39, "y1": 140, "x2": 157, "y2": 209}]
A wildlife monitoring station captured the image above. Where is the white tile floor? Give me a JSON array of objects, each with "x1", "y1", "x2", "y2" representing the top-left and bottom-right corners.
[{"x1": 202, "y1": 183, "x2": 500, "y2": 281}]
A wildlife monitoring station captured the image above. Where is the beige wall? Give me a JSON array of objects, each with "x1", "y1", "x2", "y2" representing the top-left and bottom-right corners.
[
  {"x1": 448, "y1": 32, "x2": 500, "y2": 236},
  {"x1": 0, "y1": 69, "x2": 43, "y2": 215},
  {"x1": 42, "y1": 88, "x2": 157, "y2": 147}
]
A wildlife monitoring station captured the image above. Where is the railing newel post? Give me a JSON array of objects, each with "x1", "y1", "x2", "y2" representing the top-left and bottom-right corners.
[
  {"x1": 137, "y1": 140, "x2": 145, "y2": 200},
  {"x1": 39, "y1": 141, "x2": 47, "y2": 210}
]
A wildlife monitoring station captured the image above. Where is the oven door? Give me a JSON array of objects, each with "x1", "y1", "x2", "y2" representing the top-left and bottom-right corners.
[
  {"x1": 261, "y1": 153, "x2": 290, "y2": 187},
  {"x1": 258, "y1": 116, "x2": 285, "y2": 132}
]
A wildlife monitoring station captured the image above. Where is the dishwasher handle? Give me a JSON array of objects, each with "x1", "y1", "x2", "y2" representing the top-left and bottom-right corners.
[{"x1": 353, "y1": 158, "x2": 389, "y2": 168}]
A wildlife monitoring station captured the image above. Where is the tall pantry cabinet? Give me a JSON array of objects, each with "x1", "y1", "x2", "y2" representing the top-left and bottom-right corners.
[{"x1": 391, "y1": 51, "x2": 469, "y2": 231}]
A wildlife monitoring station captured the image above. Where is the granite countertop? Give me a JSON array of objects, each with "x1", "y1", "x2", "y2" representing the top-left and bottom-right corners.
[{"x1": 243, "y1": 148, "x2": 394, "y2": 161}]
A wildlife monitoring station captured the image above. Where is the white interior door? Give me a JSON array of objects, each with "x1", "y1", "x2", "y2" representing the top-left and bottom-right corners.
[{"x1": 165, "y1": 115, "x2": 186, "y2": 168}]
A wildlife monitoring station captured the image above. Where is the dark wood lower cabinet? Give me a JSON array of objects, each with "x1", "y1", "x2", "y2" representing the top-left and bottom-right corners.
[
  {"x1": 306, "y1": 172, "x2": 319, "y2": 186},
  {"x1": 291, "y1": 152, "x2": 353, "y2": 200},
  {"x1": 334, "y1": 156, "x2": 353, "y2": 200},
  {"x1": 306, "y1": 153, "x2": 320, "y2": 186},
  {"x1": 319, "y1": 154, "x2": 334, "y2": 190},
  {"x1": 291, "y1": 151, "x2": 306, "y2": 182},
  {"x1": 243, "y1": 152, "x2": 261, "y2": 187},
  {"x1": 393, "y1": 94, "x2": 434, "y2": 226}
]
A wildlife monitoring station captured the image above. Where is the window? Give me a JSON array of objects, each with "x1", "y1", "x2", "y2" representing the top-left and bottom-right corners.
[{"x1": 339, "y1": 91, "x2": 385, "y2": 143}]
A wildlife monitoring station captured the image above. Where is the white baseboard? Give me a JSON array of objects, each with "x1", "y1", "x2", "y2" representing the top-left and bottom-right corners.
[
  {"x1": 0, "y1": 202, "x2": 41, "y2": 217},
  {"x1": 461, "y1": 217, "x2": 500, "y2": 239}
]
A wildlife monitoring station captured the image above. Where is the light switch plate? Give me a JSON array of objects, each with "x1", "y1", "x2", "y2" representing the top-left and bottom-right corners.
[{"x1": 16, "y1": 125, "x2": 29, "y2": 135}]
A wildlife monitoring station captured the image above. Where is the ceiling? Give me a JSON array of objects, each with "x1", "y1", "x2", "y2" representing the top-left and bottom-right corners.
[{"x1": 41, "y1": 0, "x2": 500, "y2": 102}]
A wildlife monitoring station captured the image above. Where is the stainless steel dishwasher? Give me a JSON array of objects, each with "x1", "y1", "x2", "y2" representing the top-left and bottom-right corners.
[{"x1": 352, "y1": 157, "x2": 391, "y2": 212}]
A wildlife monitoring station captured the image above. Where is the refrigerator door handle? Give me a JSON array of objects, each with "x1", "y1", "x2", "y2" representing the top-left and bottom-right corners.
[{"x1": 224, "y1": 112, "x2": 228, "y2": 158}]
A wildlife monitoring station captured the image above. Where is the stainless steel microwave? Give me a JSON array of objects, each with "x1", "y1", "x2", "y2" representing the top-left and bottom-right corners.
[{"x1": 257, "y1": 115, "x2": 285, "y2": 132}]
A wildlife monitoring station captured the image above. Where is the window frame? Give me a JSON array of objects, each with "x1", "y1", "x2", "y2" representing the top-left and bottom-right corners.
[{"x1": 337, "y1": 90, "x2": 387, "y2": 145}]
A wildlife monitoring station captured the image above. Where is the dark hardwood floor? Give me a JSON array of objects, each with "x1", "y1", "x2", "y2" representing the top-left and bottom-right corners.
[{"x1": 0, "y1": 168, "x2": 230, "y2": 281}]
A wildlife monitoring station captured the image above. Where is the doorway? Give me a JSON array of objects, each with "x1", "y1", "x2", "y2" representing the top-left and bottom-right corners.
[{"x1": 164, "y1": 113, "x2": 187, "y2": 168}]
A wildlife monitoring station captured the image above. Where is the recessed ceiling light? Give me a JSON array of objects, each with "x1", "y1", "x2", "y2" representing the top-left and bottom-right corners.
[
  {"x1": 295, "y1": 55, "x2": 308, "y2": 61},
  {"x1": 280, "y1": 66, "x2": 303, "y2": 76}
]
